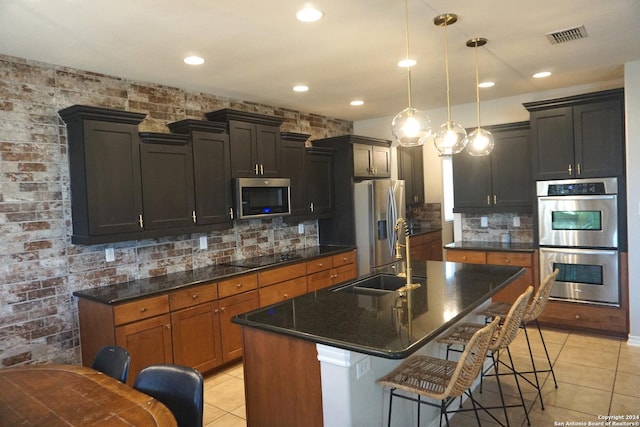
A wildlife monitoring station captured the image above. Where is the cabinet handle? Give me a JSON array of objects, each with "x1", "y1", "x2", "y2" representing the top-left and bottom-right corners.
[
  {"x1": 221, "y1": 306, "x2": 226, "y2": 312},
  {"x1": 318, "y1": 263, "x2": 323, "y2": 267},
  {"x1": 165, "y1": 324, "x2": 171, "y2": 330},
  {"x1": 192, "y1": 210, "x2": 197, "y2": 223},
  {"x1": 229, "y1": 207, "x2": 234, "y2": 219},
  {"x1": 504, "y1": 259, "x2": 511, "y2": 263},
  {"x1": 568, "y1": 164, "x2": 573, "y2": 175},
  {"x1": 575, "y1": 314, "x2": 580, "y2": 319},
  {"x1": 486, "y1": 195, "x2": 491, "y2": 206},
  {"x1": 343, "y1": 257, "x2": 347, "y2": 262},
  {"x1": 493, "y1": 195, "x2": 497, "y2": 205},
  {"x1": 192, "y1": 294, "x2": 199, "y2": 300},
  {"x1": 260, "y1": 164, "x2": 264, "y2": 175},
  {"x1": 138, "y1": 214, "x2": 144, "y2": 228},
  {"x1": 577, "y1": 163, "x2": 581, "y2": 175},
  {"x1": 462, "y1": 256, "x2": 468, "y2": 261},
  {"x1": 140, "y1": 307, "x2": 147, "y2": 313},
  {"x1": 310, "y1": 202, "x2": 314, "y2": 212},
  {"x1": 283, "y1": 293, "x2": 288, "y2": 298},
  {"x1": 236, "y1": 283, "x2": 243, "y2": 288},
  {"x1": 255, "y1": 164, "x2": 259, "y2": 175},
  {"x1": 214, "y1": 308, "x2": 219, "y2": 313}
]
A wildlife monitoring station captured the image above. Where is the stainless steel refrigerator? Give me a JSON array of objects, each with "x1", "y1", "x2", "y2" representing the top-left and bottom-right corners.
[{"x1": 353, "y1": 179, "x2": 405, "y2": 275}]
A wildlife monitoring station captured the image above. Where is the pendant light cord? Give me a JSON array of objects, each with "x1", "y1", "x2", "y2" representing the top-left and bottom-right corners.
[
  {"x1": 444, "y1": 18, "x2": 452, "y2": 126},
  {"x1": 403, "y1": 0, "x2": 413, "y2": 111},
  {"x1": 474, "y1": 42, "x2": 481, "y2": 129}
]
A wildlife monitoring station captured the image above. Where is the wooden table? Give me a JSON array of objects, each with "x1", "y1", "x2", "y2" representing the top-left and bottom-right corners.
[{"x1": 0, "y1": 364, "x2": 177, "y2": 426}]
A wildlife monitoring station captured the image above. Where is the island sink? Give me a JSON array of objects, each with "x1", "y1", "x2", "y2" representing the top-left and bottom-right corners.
[{"x1": 333, "y1": 273, "x2": 424, "y2": 295}]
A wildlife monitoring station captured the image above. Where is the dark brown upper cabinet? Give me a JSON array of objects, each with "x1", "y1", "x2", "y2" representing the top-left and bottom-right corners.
[
  {"x1": 139, "y1": 133, "x2": 195, "y2": 230},
  {"x1": 453, "y1": 122, "x2": 532, "y2": 213},
  {"x1": 524, "y1": 88, "x2": 624, "y2": 180},
  {"x1": 397, "y1": 146, "x2": 425, "y2": 205},
  {"x1": 168, "y1": 120, "x2": 233, "y2": 227},
  {"x1": 205, "y1": 109, "x2": 284, "y2": 178},
  {"x1": 59, "y1": 105, "x2": 147, "y2": 244},
  {"x1": 281, "y1": 132, "x2": 333, "y2": 220},
  {"x1": 312, "y1": 135, "x2": 391, "y2": 180}
]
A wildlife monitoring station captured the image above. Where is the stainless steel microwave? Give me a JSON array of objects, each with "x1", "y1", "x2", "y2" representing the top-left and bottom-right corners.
[{"x1": 233, "y1": 177, "x2": 291, "y2": 219}]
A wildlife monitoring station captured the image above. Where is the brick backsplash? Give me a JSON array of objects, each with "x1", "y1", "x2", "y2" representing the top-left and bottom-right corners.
[
  {"x1": 0, "y1": 53, "x2": 352, "y2": 367},
  {"x1": 460, "y1": 213, "x2": 534, "y2": 243}
]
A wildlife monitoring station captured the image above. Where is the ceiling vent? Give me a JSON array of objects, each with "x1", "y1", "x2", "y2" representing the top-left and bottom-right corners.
[{"x1": 546, "y1": 25, "x2": 588, "y2": 44}]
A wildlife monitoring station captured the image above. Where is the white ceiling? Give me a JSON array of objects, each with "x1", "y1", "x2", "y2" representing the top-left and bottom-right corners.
[{"x1": 1, "y1": 0, "x2": 639, "y2": 122}]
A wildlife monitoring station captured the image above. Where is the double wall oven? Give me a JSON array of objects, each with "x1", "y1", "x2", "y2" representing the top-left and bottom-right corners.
[{"x1": 537, "y1": 177, "x2": 620, "y2": 306}]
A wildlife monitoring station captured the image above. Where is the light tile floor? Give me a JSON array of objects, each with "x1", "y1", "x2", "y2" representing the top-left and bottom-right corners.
[{"x1": 203, "y1": 328, "x2": 640, "y2": 426}]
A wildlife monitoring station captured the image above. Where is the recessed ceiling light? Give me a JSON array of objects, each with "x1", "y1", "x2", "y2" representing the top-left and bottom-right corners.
[
  {"x1": 350, "y1": 100, "x2": 364, "y2": 106},
  {"x1": 293, "y1": 85, "x2": 309, "y2": 92},
  {"x1": 397, "y1": 58, "x2": 417, "y2": 68},
  {"x1": 478, "y1": 81, "x2": 495, "y2": 88},
  {"x1": 184, "y1": 56, "x2": 205, "y2": 65},
  {"x1": 533, "y1": 71, "x2": 552, "y2": 79},
  {"x1": 296, "y1": 7, "x2": 324, "y2": 22}
]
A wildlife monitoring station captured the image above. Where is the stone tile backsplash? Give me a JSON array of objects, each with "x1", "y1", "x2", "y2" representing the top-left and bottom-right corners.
[
  {"x1": 459, "y1": 213, "x2": 534, "y2": 243},
  {"x1": 0, "y1": 53, "x2": 351, "y2": 367}
]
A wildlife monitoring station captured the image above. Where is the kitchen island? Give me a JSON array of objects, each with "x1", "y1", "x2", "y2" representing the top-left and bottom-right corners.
[{"x1": 233, "y1": 260, "x2": 524, "y2": 427}]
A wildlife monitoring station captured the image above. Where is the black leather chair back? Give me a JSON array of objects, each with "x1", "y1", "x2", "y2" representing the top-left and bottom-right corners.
[
  {"x1": 91, "y1": 345, "x2": 131, "y2": 383},
  {"x1": 133, "y1": 364, "x2": 204, "y2": 427}
]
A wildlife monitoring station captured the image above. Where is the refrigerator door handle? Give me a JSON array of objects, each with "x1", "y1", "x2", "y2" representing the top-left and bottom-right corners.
[{"x1": 387, "y1": 187, "x2": 397, "y2": 257}]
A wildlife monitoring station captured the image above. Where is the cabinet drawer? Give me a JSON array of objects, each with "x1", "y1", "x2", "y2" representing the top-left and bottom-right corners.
[
  {"x1": 113, "y1": 295, "x2": 170, "y2": 326},
  {"x1": 258, "y1": 262, "x2": 307, "y2": 287},
  {"x1": 486, "y1": 251, "x2": 532, "y2": 267},
  {"x1": 539, "y1": 301, "x2": 627, "y2": 334},
  {"x1": 169, "y1": 282, "x2": 218, "y2": 311},
  {"x1": 446, "y1": 250, "x2": 486, "y2": 264},
  {"x1": 306, "y1": 256, "x2": 333, "y2": 274},
  {"x1": 332, "y1": 251, "x2": 356, "y2": 268},
  {"x1": 259, "y1": 277, "x2": 307, "y2": 306},
  {"x1": 218, "y1": 273, "x2": 258, "y2": 299}
]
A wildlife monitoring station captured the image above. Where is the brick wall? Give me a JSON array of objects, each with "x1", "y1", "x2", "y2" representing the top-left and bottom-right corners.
[{"x1": 0, "y1": 54, "x2": 352, "y2": 367}]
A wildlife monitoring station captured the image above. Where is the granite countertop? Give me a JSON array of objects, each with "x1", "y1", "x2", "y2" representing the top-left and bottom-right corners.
[
  {"x1": 445, "y1": 241, "x2": 536, "y2": 252},
  {"x1": 72, "y1": 245, "x2": 355, "y2": 304},
  {"x1": 232, "y1": 261, "x2": 524, "y2": 359}
]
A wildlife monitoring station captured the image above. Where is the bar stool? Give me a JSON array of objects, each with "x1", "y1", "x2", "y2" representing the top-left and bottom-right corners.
[
  {"x1": 377, "y1": 317, "x2": 501, "y2": 427},
  {"x1": 477, "y1": 268, "x2": 560, "y2": 409},
  {"x1": 437, "y1": 286, "x2": 534, "y2": 426}
]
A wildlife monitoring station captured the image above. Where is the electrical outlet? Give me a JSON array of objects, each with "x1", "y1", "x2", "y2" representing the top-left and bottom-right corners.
[
  {"x1": 298, "y1": 223, "x2": 304, "y2": 234},
  {"x1": 105, "y1": 247, "x2": 115, "y2": 262},
  {"x1": 513, "y1": 216, "x2": 520, "y2": 227},
  {"x1": 199, "y1": 235, "x2": 208, "y2": 250},
  {"x1": 480, "y1": 216, "x2": 488, "y2": 228},
  {"x1": 356, "y1": 356, "x2": 371, "y2": 379}
]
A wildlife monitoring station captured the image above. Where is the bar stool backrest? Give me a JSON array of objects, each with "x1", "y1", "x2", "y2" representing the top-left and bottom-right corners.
[
  {"x1": 445, "y1": 316, "x2": 501, "y2": 398},
  {"x1": 490, "y1": 286, "x2": 534, "y2": 351},
  {"x1": 523, "y1": 268, "x2": 560, "y2": 322}
]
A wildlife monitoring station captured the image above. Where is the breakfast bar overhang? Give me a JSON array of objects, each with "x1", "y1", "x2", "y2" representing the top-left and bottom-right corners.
[{"x1": 233, "y1": 261, "x2": 524, "y2": 427}]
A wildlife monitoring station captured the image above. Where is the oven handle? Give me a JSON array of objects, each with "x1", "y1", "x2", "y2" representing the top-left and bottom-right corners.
[
  {"x1": 539, "y1": 247, "x2": 618, "y2": 256},
  {"x1": 538, "y1": 195, "x2": 617, "y2": 201}
]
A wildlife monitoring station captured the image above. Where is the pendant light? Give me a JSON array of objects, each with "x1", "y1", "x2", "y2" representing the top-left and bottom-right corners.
[
  {"x1": 465, "y1": 37, "x2": 495, "y2": 156},
  {"x1": 433, "y1": 13, "x2": 467, "y2": 156},
  {"x1": 391, "y1": 0, "x2": 431, "y2": 147}
]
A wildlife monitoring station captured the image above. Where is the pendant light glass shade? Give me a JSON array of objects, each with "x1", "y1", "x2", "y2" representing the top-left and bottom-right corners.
[
  {"x1": 392, "y1": 0, "x2": 431, "y2": 147},
  {"x1": 433, "y1": 13, "x2": 466, "y2": 156},
  {"x1": 466, "y1": 37, "x2": 494, "y2": 157},
  {"x1": 392, "y1": 107, "x2": 432, "y2": 147},
  {"x1": 433, "y1": 121, "x2": 467, "y2": 155}
]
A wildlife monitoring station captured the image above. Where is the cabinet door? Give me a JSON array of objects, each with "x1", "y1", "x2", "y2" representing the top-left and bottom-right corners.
[
  {"x1": 115, "y1": 314, "x2": 173, "y2": 386},
  {"x1": 140, "y1": 142, "x2": 195, "y2": 230},
  {"x1": 306, "y1": 150, "x2": 333, "y2": 216},
  {"x1": 353, "y1": 143, "x2": 372, "y2": 177},
  {"x1": 452, "y1": 151, "x2": 492, "y2": 210},
  {"x1": 192, "y1": 130, "x2": 233, "y2": 225},
  {"x1": 229, "y1": 120, "x2": 259, "y2": 177},
  {"x1": 573, "y1": 99, "x2": 624, "y2": 178},
  {"x1": 530, "y1": 107, "x2": 574, "y2": 180},
  {"x1": 83, "y1": 120, "x2": 143, "y2": 235},
  {"x1": 492, "y1": 128, "x2": 532, "y2": 209},
  {"x1": 256, "y1": 124, "x2": 281, "y2": 177},
  {"x1": 371, "y1": 145, "x2": 391, "y2": 177},
  {"x1": 171, "y1": 302, "x2": 222, "y2": 373},
  {"x1": 219, "y1": 291, "x2": 259, "y2": 363},
  {"x1": 398, "y1": 146, "x2": 424, "y2": 204},
  {"x1": 282, "y1": 139, "x2": 307, "y2": 216}
]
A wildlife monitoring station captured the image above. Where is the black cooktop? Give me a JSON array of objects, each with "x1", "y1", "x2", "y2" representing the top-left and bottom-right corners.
[{"x1": 223, "y1": 252, "x2": 304, "y2": 269}]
